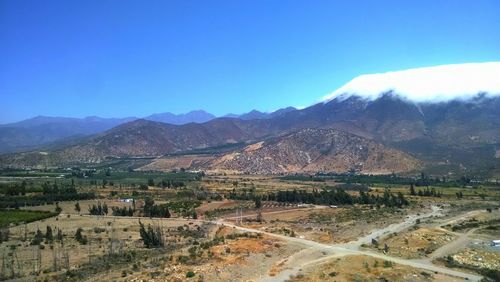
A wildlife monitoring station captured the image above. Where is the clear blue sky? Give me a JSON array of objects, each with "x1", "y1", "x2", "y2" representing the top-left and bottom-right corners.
[{"x1": 1, "y1": 0, "x2": 499, "y2": 123}]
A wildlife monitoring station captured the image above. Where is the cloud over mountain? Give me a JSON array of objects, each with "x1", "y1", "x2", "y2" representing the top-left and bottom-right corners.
[{"x1": 323, "y1": 62, "x2": 500, "y2": 103}]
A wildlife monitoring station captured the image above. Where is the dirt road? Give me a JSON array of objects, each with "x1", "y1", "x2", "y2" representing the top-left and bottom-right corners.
[
  {"x1": 218, "y1": 206, "x2": 483, "y2": 282},
  {"x1": 429, "y1": 228, "x2": 476, "y2": 259},
  {"x1": 66, "y1": 206, "x2": 483, "y2": 281},
  {"x1": 344, "y1": 205, "x2": 443, "y2": 249}
]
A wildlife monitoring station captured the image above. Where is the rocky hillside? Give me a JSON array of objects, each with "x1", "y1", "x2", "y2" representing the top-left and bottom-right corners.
[{"x1": 207, "y1": 128, "x2": 421, "y2": 174}]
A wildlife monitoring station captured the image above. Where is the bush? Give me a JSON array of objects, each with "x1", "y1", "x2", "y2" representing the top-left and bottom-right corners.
[
  {"x1": 75, "y1": 227, "x2": 88, "y2": 245},
  {"x1": 186, "y1": 271, "x2": 195, "y2": 278},
  {"x1": 93, "y1": 227, "x2": 106, "y2": 234}
]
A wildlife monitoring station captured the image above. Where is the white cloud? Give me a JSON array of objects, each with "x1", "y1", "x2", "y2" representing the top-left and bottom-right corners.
[{"x1": 322, "y1": 62, "x2": 500, "y2": 103}]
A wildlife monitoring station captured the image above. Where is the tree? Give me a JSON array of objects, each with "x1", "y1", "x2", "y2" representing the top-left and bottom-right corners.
[
  {"x1": 148, "y1": 178, "x2": 155, "y2": 187},
  {"x1": 20, "y1": 180, "x2": 27, "y2": 195},
  {"x1": 56, "y1": 229, "x2": 63, "y2": 243},
  {"x1": 45, "y1": 226, "x2": 53, "y2": 243},
  {"x1": 55, "y1": 202, "x2": 62, "y2": 213},
  {"x1": 138, "y1": 221, "x2": 163, "y2": 248},
  {"x1": 409, "y1": 184, "x2": 416, "y2": 196},
  {"x1": 0, "y1": 229, "x2": 10, "y2": 243},
  {"x1": 74, "y1": 202, "x2": 81, "y2": 213},
  {"x1": 256, "y1": 210, "x2": 263, "y2": 223},
  {"x1": 31, "y1": 229, "x2": 44, "y2": 245},
  {"x1": 254, "y1": 196, "x2": 262, "y2": 209},
  {"x1": 75, "y1": 227, "x2": 87, "y2": 244}
]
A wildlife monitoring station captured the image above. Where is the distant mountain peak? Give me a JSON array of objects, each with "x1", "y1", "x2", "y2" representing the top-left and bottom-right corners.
[
  {"x1": 323, "y1": 62, "x2": 500, "y2": 103},
  {"x1": 145, "y1": 110, "x2": 216, "y2": 125}
]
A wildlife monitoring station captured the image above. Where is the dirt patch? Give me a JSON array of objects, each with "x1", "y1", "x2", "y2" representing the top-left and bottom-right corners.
[{"x1": 376, "y1": 227, "x2": 457, "y2": 259}]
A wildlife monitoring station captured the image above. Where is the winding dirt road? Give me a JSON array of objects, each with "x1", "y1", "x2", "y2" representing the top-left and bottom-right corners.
[
  {"x1": 216, "y1": 206, "x2": 483, "y2": 282},
  {"x1": 71, "y1": 205, "x2": 483, "y2": 281}
]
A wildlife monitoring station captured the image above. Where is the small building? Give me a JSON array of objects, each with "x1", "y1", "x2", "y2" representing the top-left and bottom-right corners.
[{"x1": 491, "y1": 240, "x2": 500, "y2": 247}]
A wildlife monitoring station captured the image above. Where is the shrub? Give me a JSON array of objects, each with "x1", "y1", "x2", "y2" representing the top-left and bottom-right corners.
[
  {"x1": 186, "y1": 271, "x2": 195, "y2": 278},
  {"x1": 383, "y1": 260, "x2": 393, "y2": 268}
]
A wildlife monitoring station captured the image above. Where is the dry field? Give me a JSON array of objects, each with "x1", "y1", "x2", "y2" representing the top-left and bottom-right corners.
[
  {"x1": 238, "y1": 205, "x2": 425, "y2": 244},
  {"x1": 372, "y1": 227, "x2": 457, "y2": 259},
  {"x1": 290, "y1": 255, "x2": 464, "y2": 282}
]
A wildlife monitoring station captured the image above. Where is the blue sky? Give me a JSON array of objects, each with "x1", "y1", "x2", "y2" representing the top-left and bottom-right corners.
[{"x1": 1, "y1": 0, "x2": 499, "y2": 123}]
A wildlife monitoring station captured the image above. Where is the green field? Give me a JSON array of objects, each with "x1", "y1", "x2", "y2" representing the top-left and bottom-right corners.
[{"x1": 0, "y1": 210, "x2": 59, "y2": 227}]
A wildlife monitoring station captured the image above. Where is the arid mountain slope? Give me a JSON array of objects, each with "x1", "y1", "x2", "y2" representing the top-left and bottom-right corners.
[
  {"x1": 1, "y1": 118, "x2": 258, "y2": 167},
  {"x1": 2, "y1": 94, "x2": 499, "y2": 176},
  {"x1": 207, "y1": 128, "x2": 421, "y2": 174}
]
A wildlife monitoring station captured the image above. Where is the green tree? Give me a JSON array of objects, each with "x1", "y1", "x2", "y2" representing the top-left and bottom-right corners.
[
  {"x1": 55, "y1": 202, "x2": 62, "y2": 213},
  {"x1": 31, "y1": 229, "x2": 44, "y2": 245},
  {"x1": 75, "y1": 227, "x2": 87, "y2": 244},
  {"x1": 254, "y1": 196, "x2": 262, "y2": 209},
  {"x1": 45, "y1": 226, "x2": 53, "y2": 242},
  {"x1": 56, "y1": 229, "x2": 63, "y2": 243},
  {"x1": 138, "y1": 221, "x2": 163, "y2": 248},
  {"x1": 148, "y1": 178, "x2": 155, "y2": 186},
  {"x1": 409, "y1": 184, "x2": 416, "y2": 196}
]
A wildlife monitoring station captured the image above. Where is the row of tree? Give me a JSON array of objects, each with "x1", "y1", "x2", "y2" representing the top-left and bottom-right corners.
[
  {"x1": 3, "y1": 180, "x2": 27, "y2": 196},
  {"x1": 230, "y1": 188, "x2": 409, "y2": 208},
  {"x1": 112, "y1": 206, "x2": 135, "y2": 216},
  {"x1": 147, "y1": 178, "x2": 186, "y2": 189},
  {"x1": 409, "y1": 185, "x2": 442, "y2": 197},
  {"x1": 31, "y1": 226, "x2": 63, "y2": 245},
  {"x1": 88, "y1": 202, "x2": 109, "y2": 215},
  {"x1": 42, "y1": 180, "x2": 77, "y2": 195},
  {"x1": 143, "y1": 198, "x2": 171, "y2": 218}
]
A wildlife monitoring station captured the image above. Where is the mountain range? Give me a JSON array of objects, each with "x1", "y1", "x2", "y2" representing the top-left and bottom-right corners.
[
  {"x1": 2, "y1": 63, "x2": 499, "y2": 177},
  {"x1": 0, "y1": 108, "x2": 295, "y2": 153},
  {"x1": 2, "y1": 93, "x2": 499, "y2": 177}
]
